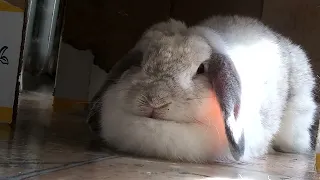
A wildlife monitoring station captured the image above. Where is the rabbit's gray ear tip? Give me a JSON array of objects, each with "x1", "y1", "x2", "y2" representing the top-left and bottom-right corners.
[
  {"x1": 87, "y1": 111, "x2": 102, "y2": 135},
  {"x1": 226, "y1": 127, "x2": 245, "y2": 161},
  {"x1": 233, "y1": 131, "x2": 245, "y2": 161},
  {"x1": 88, "y1": 118, "x2": 102, "y2": 135}
]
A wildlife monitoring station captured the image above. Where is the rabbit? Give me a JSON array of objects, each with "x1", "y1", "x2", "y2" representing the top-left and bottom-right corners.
[{"x1": 88, "y1": 15, "x2": 317, "y2": 163}]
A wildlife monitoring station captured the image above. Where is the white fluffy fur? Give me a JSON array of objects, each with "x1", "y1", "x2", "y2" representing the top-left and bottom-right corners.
[{"x1": 99, "y1": 15, "x2": 317, "y2": 162}]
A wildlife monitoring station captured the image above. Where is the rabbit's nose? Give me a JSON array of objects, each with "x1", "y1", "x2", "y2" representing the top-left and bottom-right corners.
[
  {"x1": 146, "y1": 95, "x2": 172, "y2": 109},
  {"x1": 151, "y1": 102, "x2": 171, "y2": 109},
  {"x1": 146, "y1": 102, "x2": 172, "y2": 119}
]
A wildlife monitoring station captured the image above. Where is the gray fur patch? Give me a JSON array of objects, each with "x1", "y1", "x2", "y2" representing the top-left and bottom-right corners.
[
  {"x1": 207, "y1": 53, "x2": 245, "y2": 160},
  {"x1": 87, "y1": 50, "x2": 143, "y2": 134}
]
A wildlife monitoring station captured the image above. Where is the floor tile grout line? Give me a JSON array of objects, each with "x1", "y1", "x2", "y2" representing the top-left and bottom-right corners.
[
  {"x1": 206, "y1": 163, "x2": 297, "y2": 179},
  {"x1": 7, "y1": 156, "x2": 120, "y2": 180},
  {"x1": 4, "y1": 155, "x2": 120, "y2": 180},
  {"x1": 1, "y1": 162, "x2": 84, "y2": 165},
  {"x1": 1, "y1": 156, "x2": 116, "y2": 165}
]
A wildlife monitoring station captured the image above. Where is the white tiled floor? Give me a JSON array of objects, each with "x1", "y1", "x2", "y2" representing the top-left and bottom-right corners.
[{"x1": 0, "y1": 93, "x2": 319, "y2": 179}]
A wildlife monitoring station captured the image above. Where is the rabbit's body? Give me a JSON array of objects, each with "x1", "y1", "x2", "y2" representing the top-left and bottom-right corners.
[
  {"x1": 200, "y1": 16, "x2": 317, "y2": 158},
  {"x1": 93, "y1": 15, "x2": 317, "y2": 162}
]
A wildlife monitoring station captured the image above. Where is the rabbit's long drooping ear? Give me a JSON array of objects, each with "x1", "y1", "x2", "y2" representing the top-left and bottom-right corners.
[
  {"x1": 87, "y1": 50, "x2": 143, "y2": 134},
  {"x1": 207, "y1": 53, "x2": 245, "y2": 161}
]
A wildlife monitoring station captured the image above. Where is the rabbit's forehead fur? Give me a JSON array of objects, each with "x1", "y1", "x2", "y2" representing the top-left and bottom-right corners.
[{"x1": 135, "y1": 21, "x2": 212, "y2": 78}]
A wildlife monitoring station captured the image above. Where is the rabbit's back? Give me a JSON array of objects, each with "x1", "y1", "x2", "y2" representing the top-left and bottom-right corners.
[
  {"x1": 200, "y1": 15, "x2": 289, "y2": 119},
  {"x1": 198, "y1": 15, "x2": 296, "y2": 157},
  {"x1": 197, "y1": 15, "x2": 316, "y2": 157}
]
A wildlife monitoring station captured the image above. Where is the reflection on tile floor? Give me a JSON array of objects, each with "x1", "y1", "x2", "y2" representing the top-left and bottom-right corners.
[{"x1": 0, "y1": 92, "x2": 319, "y2": 179}]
